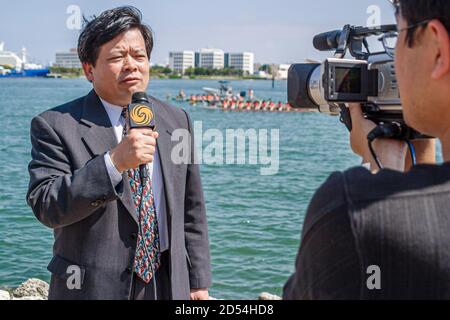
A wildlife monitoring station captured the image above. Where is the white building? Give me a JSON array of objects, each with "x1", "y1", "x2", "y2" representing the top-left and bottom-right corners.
[
  {"x1": 55, "y1": 49, "x2": 82, "y2": 69},
  {"x1": 199, "y1": 48, "x2": 224, "y2": 69},
  {"x1": 254, "y1": 70, "x2": 269, "y2": 79},
  {"x1": 169, "y1": 50, "x2": 195, "y2": 74},
  {"x1": 227, "y1": 52, "x2": 254, "y2": 75},
  {"x1": 277, "y1": 64, "x2": 291, "y2": 80}
]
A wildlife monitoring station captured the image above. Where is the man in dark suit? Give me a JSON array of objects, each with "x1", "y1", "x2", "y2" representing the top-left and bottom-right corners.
[
  {"x1": 26, "y1": 6, "x2": 212, "y2": 300},
  {"x1": 284, "y1": 0, "x2": 450, "y2": 299}
]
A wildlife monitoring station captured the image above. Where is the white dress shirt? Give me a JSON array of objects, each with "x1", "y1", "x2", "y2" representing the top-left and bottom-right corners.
[{"x1": 100, "y1": 98, "x2": 169, "y2": 252}]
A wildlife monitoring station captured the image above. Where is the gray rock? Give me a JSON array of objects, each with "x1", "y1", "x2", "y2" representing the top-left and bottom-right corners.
[
  {"x1": 0, "y1": 290, "x2": 11, "y2": 300},
  {"x1": 12, "y1": 279, "x2": 49, "y2": 300},
  {"x1": 258, "y1": 292, "x2": 282, "y2": 300},
  {"x1": 12, "y1": 296, "x2": 46, "y2": 300}
]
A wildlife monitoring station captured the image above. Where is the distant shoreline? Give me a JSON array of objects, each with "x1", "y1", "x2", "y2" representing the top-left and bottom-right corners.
[
  {"x1": 154, "y1": 76, "x2": 283, "y2": 81},
  {"x1": 0, "y1": 76, "x2": 286, "y2": 81}
]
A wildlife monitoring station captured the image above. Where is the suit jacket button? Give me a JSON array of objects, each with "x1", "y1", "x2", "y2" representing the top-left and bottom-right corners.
[
  {"x1": 91, "y1": 201, "x2": 99, "y2": 207},
  {"x1": 125, "y1": 267, "x2": 132, "y2": 275},
  {"x1": 130, "y1": 233, "x2": 137, "y2": 241},
  {"x1": 91, "y1": 199, "x2": 104, "y2": 207}
]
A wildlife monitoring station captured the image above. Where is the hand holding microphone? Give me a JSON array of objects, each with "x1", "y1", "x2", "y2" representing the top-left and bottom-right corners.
[{"x1": 110, "y1": 92, "x2": 158, "y2": 178}]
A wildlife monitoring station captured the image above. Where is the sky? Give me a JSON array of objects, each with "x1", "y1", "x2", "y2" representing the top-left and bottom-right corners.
[{"x1": 0, "y1": 0, "x2": 396, "y2": 66}]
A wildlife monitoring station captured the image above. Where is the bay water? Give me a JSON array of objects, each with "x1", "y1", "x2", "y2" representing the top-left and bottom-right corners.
[{"x1": 0, "y1": 78, "x2": 379, "y2": 299}]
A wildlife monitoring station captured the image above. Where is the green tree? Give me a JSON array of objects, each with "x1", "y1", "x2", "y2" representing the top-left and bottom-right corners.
[
  {"x1": 259, "y1": 64, "x2": 272, "y2": 75},
  {"x1": 182, "y1": 67, "x2": 243, "y2": 77},
  {"x1": 151, "y1": 65, "x2": 172, "y2": 75},
  {"x1": 49, "y1": 66, "x2": 83, "y2": 76}
]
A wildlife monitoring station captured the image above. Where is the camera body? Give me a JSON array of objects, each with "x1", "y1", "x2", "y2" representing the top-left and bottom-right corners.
[{"x1": 288, "y1": 24, "x2": 424, "y2": 139}]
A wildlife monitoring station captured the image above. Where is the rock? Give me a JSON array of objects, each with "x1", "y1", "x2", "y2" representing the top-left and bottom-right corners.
[
  {"x1": 12, "y1": 296, "x2": 46, "y2": 300},
  {"x1": 0, "y1": 290, "x2": 11, "y2": 300},
  {"x1": 258, "y1": 292, "x2": 282, "y2": 300},
  {"x1": 12, "y1": 279, "x2": 49, "y2": 300}
]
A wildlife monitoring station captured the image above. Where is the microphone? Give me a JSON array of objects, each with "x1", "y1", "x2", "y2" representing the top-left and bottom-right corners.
[
  {"x1": 313, "y1": 30, "x2": 341, "y2": 51},
  {"x1": 128, "y1": 92, "x2": 156, "y2": 184}
]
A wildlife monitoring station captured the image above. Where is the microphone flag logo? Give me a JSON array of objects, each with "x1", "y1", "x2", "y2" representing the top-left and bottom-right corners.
[{"x1": 130, "y1": 104, "x2": 153, "y2": 126}]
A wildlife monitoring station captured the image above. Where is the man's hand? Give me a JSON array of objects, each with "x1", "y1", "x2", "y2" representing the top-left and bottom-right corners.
[
  {"x1": 190, "y1": 288, "x2": 209, "y2": 300},
  {"x1": 348, "y1": 103, "x2": 407, "y2": 172},
  {"x1": 110, "y1": 128, "x2": 159, "y2": 172}
]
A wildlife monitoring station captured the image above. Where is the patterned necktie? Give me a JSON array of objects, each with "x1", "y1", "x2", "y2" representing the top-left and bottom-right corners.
[{"x1": 121, "y1": 109, "x2": 161, "y2": 283}]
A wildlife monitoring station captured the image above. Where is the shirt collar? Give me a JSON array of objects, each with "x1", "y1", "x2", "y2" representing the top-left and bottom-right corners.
[{"x1": 99, "y1": 97, "x2": 125, "y2": 127}]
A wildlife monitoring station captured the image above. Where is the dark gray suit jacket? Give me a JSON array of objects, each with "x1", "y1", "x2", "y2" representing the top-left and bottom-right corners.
[{"x1": 26, "y1": 89, "x2": 212, "y2": 300}]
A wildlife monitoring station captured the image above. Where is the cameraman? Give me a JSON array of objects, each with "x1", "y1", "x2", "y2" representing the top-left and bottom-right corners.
[{"x1": 283, "y1": 0, "x2": 450, "y2": 299}]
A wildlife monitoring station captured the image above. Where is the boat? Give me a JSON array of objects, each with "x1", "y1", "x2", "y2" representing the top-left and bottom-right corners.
[
  {"x1": 45, "y1": 73, "x2": 63, "y2": 79},
  {"x1": 0, "y1": 42, "x2": 49, "y2": 78},
  {"x1": 0, "y1": 68, "x2": 50, "y2": 78},
  {"x1": 202, "y1": 80, "x2": 233, "y2": 98}
]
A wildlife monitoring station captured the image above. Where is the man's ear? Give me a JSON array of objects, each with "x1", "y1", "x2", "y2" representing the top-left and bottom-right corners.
[
  {"x1": 82, "y1": 62, "x2": 94, "y2": 83},
  {"x1": 428, "y1": 19, "x2": 450, "y2": 80}
]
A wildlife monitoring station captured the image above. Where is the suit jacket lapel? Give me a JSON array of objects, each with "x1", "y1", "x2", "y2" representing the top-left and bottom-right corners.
[
  {"x1": 80, "y1": 90, "x2": 117, "y2": 154},
  {"x1": 80, "y1": 89, "x2": 138, "y2": 224}
]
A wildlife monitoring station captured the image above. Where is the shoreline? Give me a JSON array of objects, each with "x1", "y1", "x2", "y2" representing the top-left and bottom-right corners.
[
  {"x1": 0, "y1": 279, "x2": 281, "y2": 300},
  {"x1": 0, "y1": 75, "x2": 284, "y2": 81}
]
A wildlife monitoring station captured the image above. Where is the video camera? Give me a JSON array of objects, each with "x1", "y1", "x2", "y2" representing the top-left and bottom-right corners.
[{"x1": 288, "y1": 24, "x2": 424, "y2": 140}]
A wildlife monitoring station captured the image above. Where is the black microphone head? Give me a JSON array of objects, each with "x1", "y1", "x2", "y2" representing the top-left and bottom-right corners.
[
  {"x1": 313, "y1": 30, "x2": 341, "y2": 51},
  {"x1": 131, "y1": 92, "x2": 149, "y2": 103}
]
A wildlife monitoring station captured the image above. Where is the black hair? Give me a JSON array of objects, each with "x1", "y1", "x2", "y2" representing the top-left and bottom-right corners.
[
  {"x1": 78, "y1": 6, "x2": 153, "y2": 66},
  {"x1": 393, "y1": 0, "x2": 450, "y2": 47}
]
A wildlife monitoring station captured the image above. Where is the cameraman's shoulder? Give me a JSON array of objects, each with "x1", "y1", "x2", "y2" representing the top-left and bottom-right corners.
[
  {"x1": 310, "y1": 171, "x2": 347, "y2": 206},
  {"x1": 148, "y1": 95, "x2": 190, "y2": 129},
  {"x1": 306, "y1": 170, "x2": 350, "y2": 222},
  {"x1": 307, "y1": 166, "x2": 380, "y2": 219},
  {"x1": 343, "y1": 163, "x2": 450, "y2": 203},
  {"x1": 343, "y1": 165, "x2": 403, "y2": 188}
]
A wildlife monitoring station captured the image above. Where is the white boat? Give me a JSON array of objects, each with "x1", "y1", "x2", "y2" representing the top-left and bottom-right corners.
[
  {"x1": 0, "y1": 42, "x2": 49, "y2": 77},
  {"x1": 202, "y1": 80, "x2": 233, "y2": 97}
]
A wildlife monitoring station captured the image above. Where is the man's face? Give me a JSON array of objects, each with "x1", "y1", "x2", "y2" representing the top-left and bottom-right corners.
[
  {"x1": 394, "y1": 14, "x2": 447, "y2": 136},
  {"x1": 395, "y1": 15, "x2": 426, "y2": 132},
  {"x1": 83, "y1": 28, "x2": 150, "y2": 106}
]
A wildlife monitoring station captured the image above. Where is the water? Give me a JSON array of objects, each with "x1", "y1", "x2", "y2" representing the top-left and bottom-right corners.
[{"x1": 0, "y1": 78, "x2": 362, "y2": 299}]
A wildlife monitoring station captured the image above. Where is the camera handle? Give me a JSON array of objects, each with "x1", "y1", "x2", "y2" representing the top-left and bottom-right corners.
[
  {"x1": 339, "y1": 104, "x2": 353, "y2": 131},
  {"x1": 334, "y1": 25, "x2": 351, "y2": 58}
]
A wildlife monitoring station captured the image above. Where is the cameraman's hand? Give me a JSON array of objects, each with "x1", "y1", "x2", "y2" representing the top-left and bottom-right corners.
[
  {"x1": 348, "y1": 103, "x2": 407, "y2": 172},
  {"x1": 110, "y1": 128, "x2": 159, "y2": 173},
  {"x1": 348, "y1": 103, "x2": 376, "y2": 162}
]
